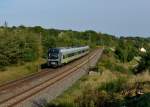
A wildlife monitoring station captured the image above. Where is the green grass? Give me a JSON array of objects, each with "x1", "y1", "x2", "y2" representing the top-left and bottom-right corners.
[{"x1": 0, "y1": 59, "x2": 46, "y2": 84}]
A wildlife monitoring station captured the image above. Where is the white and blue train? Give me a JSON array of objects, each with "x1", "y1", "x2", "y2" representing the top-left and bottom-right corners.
[{"x1": 48, "y1": 46, "x2": 89, "y2": 67}]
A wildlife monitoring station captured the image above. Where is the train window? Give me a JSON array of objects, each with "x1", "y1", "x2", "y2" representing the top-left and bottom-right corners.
[
  {"x1": 49, "y1": 54, "x2": 58, "y2": 59},
  {"x1": 63, "y1": 49, "x2": 89, "y2": 59},
  {"x1": 49, "y1": 49, "x2": 59, "y2": 53},
  {"x1": 66, "y1": 52, "x2": 76, "y2": 58},
  {"x1": 63, "y1": 53, "x2": 73, "y2": 59},
  {"x1": 76, "y1": 51, "x2": 79, "y2": 55}
]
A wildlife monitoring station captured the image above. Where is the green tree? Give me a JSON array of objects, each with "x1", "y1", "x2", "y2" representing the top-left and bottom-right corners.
[{"x1": 115, "y1": 39, "x2": 138, "y2": 63}]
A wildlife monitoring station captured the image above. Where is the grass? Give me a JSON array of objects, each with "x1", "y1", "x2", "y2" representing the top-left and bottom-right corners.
[
  {"x1": 50, "y1": 70, "x2": 118, "y2": 105},
  {"x1": 49, "y1": 70, "x2": 150, "y2": 107},
  {"x1": 0, "y1": 59, "x2": 46, "y2": 84},
  {"x1": 98, "y1": 76, "x2": 127, "y2": 93},
  {"x1": 51, "y1": 76, "x2": 89, "y2": 104}
]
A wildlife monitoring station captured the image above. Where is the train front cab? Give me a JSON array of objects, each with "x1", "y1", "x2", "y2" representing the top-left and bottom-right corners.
[{"x1": 48, "y1": 48, "x2": 61, "y2": 67}]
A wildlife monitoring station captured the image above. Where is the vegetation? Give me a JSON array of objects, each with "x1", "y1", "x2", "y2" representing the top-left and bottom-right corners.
[
  {"x1": 0, "y1": 29, "x2": 40, "y2": 68},
  {"x1": 0, "y1": 26, "x2": 119, "y2": 69},
  {"x1": 115, "y1": 39, "x2": 138, "y2": 63},
  {"x1": 0, "y1": 25, "x2": 149, "y2": 70},
  {"x1": 0, "y1": 24, "x2": 149, "y2": 106},
  {"x1": 0, "y1": 25, "x2": 119, "y2": 83},
  {"x1": 134, "y1": 51, "x2": 150, "y2": 74},
  {"x1": 46, "y1": 47, "x2": 150, "y2": 107}
]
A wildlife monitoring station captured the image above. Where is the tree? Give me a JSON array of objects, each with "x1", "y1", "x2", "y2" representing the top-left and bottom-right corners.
[
  {"x1": 0, "y1": 29, "x2": 40, "y2": 68},
  {"x1": 115, "y1": 39, "x2": 138, "y2": 63}
]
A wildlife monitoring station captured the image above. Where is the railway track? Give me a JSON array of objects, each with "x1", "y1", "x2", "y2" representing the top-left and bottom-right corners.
[
  {"x1": 0, "y1": 49, "x2": 102, "y2": 107},
  {"x1": 0, "y1": 69, "x2": 52, "y2": 91},
  {"x1": 0, "y1": 49, "x2": 96, "y2": 92}
]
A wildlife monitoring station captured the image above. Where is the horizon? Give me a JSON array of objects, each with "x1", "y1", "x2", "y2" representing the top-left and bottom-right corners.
[
  {"x1": 0, "y1": 0, "x2": 150, "y2": 37},
  {"x1": 0, "y1": 24, "x2": 150, "y2": 38}
]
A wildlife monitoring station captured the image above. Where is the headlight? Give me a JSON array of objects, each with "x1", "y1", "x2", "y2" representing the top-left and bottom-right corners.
[{"x1": 51, "y1": 62, "x2": 56, "y2": 65}]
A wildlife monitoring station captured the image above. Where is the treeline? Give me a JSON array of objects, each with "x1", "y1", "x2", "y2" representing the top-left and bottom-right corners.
[
  {"x1": 0, "y1": 25, "x2": 149, "y2": 70},
  {"x1": 0, "y1": 26, "x2": 118, "y2": 69},
  {"x1": 0, "y1": 28, "x2": 41, "y2": 68}
]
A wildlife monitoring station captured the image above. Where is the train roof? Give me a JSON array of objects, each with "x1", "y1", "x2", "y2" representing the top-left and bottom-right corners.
[
  {"x1": 60, "y1": 46, "x2": 89, "y2": 53},
  {"x1": 49, "y1": 46, "x2": 89, "y2": 53}
]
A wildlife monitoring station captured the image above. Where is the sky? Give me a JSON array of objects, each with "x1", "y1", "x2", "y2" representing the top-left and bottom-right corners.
[{"x1": 0, "y1": 0, "x2": 150, "y2": 37}]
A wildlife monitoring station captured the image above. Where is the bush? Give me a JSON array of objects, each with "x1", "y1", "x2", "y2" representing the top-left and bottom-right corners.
[
  {"x1": 98, "y1": 77, "x2": 127, "y2": 93},
  {"x1": 75, "y1": 89, "x2": 121, "y2": 107},
  {"x1": 47, "y1": 103, "x2": 73, "y2": 107},
  {"x1": 103, "y1": 48, "x2": 112, "y2": 55},
  {"x1": 114, "y1": 65, "x2": 127, "y2": 73},
  {"x1": 124, "y1": 93, "x2": 150, "y2": 107},
  {"x1": 99, "y1": 59, "x2": 127, "y2": 73},
  {"x1": 134, "y1": 51, "x2": 150, "y2": 74}
]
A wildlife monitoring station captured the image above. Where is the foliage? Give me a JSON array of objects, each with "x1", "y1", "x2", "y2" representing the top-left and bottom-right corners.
[
  {"x1": 115, "y1": 39, "x2": 138, "y2": 63},
  {"x1": 98, "y1": 77, "x2": 127, "y2": 93},
  {"x1": 98, "y1": 49, "x2": 128, "y2": 73},
  {"x1": 75, "y1": 88, "x2": 121, "y2": 107},
  {"x1": 124, "y1": 93, "x2": 150, "y2": 107},
  {"x1": 100, "y1": 59, "x2": 127, "y2": 73},
  {"x1": 0, "y1": 26, "x2": 119, "y2": 69},
  {"x1": 134, "y1": 51, "x2": 150, "y2": 74},
  {"x1": 0, "y1": 29, "x2": 40, "y2": 68},
  {"x1": 0, "y1": 25, "x2": 149, "y2": 71},
  {"x1": 47, "y1": 103, "x2": 73, "y2": 107}
]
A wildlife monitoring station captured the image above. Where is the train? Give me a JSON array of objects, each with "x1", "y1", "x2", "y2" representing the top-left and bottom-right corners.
[{"x1": 48, "y1": 46, "x2": 90, "y2": 67}]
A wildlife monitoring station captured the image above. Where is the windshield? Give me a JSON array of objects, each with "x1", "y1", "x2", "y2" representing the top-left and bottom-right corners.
[
  {"x1": 48, "y1": 48, "x2": 59, "y2": 59},
  {"x1": 49, "y1": 54, "x2": 58, "y2": 59}
]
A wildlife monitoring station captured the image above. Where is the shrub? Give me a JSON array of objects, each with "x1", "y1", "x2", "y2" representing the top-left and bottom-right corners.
[
  {"x1": 98, "y1": 77, "x2": 127, "y2": 93},
  {"x1": 113, "y1": 65, "x2": 127, "y2": 73},
  {"x1": 124, "y1": 93, "x2": 150, "y2": 107},
  {"x1": 99, "y1": 59, "x2": 127, "y2": 73},
  {"x1": 75, "y1": 89, "x2": 121, "y2": 107},
  {"x1": 134, "y1": 51, "x2": 150, "y2": 74},
  {"x1": 47, "y1": 103, "x2": 73, "y2": 107}
]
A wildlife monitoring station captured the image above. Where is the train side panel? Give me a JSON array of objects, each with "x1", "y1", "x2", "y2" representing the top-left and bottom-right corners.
[{"x1": 60, "y1": 49, "x2": 89, "y2": 64}]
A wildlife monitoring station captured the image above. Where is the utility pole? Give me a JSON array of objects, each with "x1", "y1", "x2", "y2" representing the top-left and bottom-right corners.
[
  {"x1": 88, "y1": 35, "x2": 91, "y2": 73},
  {"x1": 4, "y1": 21, "x2": 8, "y2": 28},
  {"x1": 101, "y1": 39, "x2": 104, "y2": 50},
  {"x1": 4, "y1": 21, "x2": 8, "y2": 35},
  {"x1": 38, "y1": 32, "x2": 42, "y2": 72}
]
